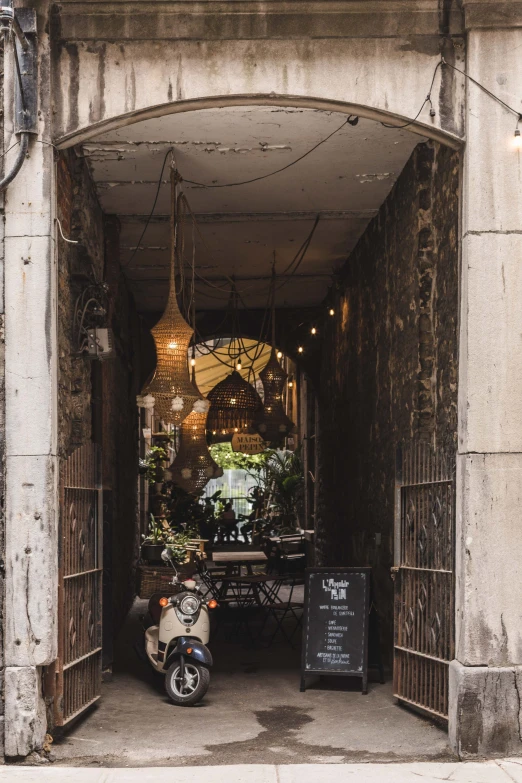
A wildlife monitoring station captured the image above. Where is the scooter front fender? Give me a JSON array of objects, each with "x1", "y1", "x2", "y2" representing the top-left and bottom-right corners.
[{"x1": 166, "y1": 636, "x2": 213, "y2": 668}]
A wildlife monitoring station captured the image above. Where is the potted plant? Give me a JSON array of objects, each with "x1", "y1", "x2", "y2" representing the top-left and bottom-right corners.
[
  {"x1": 141, "y1": 513, "x2": 168, "y2": 564},
  {"x1": 141, "y1": 445, "x2": 169, "y2": 491}
]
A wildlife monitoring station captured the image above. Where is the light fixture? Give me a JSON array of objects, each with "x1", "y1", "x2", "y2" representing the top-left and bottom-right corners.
[
  {"x1": 170, "y1": 373, "x2": 223, "y2": 494},
  {"x1": 190, "y1": 357, "x2": 196, "y2": 367},
  {"x1": 311, "y1": 327, "x2": 317, "y2": 335},
  {"x1": 236, "y1": 360, "x2": 242, "y2": 371},
  {"x1": 277, "y1": 350, "x2": 283, "y2": 359},
  {"x1": 515, "y1": 128, "x2": 521, "y2": 148},
  {"x1": 139, "y1": 163, "x2": 199, "y2": 425},
  {"x1": 257, "y1": 348, "x2": 295, "y2": 447},
  {"x1": 207, "y1": 370, "x2": 263, "y2": 440},
  {"x1": 288, "y1": 380, "x2": 294, "y2": 388},
  {"x1": 298, "y1": 346, "x2": 303, "y2": 353},
  {"x1": 329, "y1": 308, "x2": 335, "y2": 316}
]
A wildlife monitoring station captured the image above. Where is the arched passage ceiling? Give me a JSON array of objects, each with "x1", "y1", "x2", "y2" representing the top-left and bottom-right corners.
[{"x1": 83, "y1": 106, "x2": 424, "y2": 313}]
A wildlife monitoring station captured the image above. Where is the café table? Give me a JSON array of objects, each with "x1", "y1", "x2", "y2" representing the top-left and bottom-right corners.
[{"x1": 210, "y1": 550, "x2": 268, "y2": 575}]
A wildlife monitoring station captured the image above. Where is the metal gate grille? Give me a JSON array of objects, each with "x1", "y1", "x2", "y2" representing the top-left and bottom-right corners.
[
  {"x1": 55, "y1": 443, "x2": 103, "y2": 726},
  {"x1": 393, "y1": 442, "x2": 455, "y2": 720}
]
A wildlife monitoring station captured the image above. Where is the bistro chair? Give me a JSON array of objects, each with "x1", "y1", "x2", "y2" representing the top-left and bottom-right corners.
[{"x1": 260, "y1": 572, "x2": 305, "y2": 648}]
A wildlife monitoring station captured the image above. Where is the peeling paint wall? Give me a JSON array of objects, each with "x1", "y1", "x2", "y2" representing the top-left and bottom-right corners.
[
  {"x1": 315, "y1": 141, "x2": 460, "y2": 661},
  {"x1": 50, "y1": 2, "x2": 465, "y2": 147}
]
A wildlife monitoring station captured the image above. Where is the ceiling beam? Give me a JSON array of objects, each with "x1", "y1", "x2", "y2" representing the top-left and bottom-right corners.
[{"x1": 117, "y1": 209, "x2": 377, "y2": 225}]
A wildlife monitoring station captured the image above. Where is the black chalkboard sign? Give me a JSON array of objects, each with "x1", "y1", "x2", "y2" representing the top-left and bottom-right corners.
[{"x1": 301, "y1": 567, "x2": 371, "y2": 694}]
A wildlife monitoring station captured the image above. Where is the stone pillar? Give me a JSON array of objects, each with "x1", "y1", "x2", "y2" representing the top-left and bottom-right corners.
[
  {"x1": 3, "y1": 2, "x2": 57, "y2": 757},
  {"x1": 451, "y1": 6, "x2": 522, "y2": 758}
]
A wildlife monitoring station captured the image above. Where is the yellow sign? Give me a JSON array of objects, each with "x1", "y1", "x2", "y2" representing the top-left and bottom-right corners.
[{"x1": 231, "y1": 433, "x2": 267, "y2": 454}]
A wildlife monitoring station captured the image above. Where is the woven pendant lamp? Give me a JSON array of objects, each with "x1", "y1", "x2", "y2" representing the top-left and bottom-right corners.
[
  {"x1": 170, "y1": 371, "x2": 223, "y2": 494},
  {"x1": 207, "y1": 370, "x2": 263, "y2": 439},
  {"x1": 257, "y1": 348, "x2": 295, "y2": 447},
  {"x1": 139, "y1": 165, "x2": 199, "y2": 425},
  {"x1": 257, "y1": 265, "x2": 295, "y2": 446}
]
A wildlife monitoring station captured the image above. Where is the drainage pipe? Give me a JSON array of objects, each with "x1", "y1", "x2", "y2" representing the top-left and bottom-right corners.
[{"x1": 0, "y1": 131, "x2": 29, "y2": 192}]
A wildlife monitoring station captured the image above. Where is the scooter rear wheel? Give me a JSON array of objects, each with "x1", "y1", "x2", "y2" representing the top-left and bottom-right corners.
[{"x1": 165, "y1": 660, "x2": 210, "y2": 706}]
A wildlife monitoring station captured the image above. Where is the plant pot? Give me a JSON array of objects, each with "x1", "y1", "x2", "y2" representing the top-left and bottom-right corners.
[{"x1": 141, "y1": 542, "x2": 164, "y2": 564}]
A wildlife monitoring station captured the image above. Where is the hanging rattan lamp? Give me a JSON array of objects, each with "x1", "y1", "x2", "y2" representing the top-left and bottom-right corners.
[
  {"x1": 170, "y1": 371, "x2": 223, "y2": 494},
  {"x1": 139, "y1": 164, "x2": 199, "y2": 425},
  {"x1": 207, "y1": 370, "x2": 263, "y2": 441},
  {"x1": 257, "y1": 348, "x2": 295, "y2": 446},
  {"x1": 256, "y1": 265, "x2": 295, "y2": 446}
]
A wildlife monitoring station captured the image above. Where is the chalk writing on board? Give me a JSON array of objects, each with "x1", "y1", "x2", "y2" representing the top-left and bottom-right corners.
[{"x1": 302, "y1": 569, "x2": 369, "y2": 676}]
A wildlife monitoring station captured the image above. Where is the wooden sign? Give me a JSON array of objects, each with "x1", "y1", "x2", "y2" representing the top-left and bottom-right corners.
[
  {"x1": 231, "y1": 432, "x2": 266, "y2": 454},
  {"x1": 301, "y1": 567, "x2": 370, "y2": 694}
]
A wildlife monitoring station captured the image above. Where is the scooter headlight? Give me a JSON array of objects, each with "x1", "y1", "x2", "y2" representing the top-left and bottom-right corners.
[{"x1": 179, "y1": 594, "x2": 200, "y2": 615}]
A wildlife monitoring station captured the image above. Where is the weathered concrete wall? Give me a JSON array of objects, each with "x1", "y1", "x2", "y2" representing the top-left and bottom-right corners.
[
  {"x1": 3, "y1": 0, "x2": 57, "y2": 757},
  {"x1": 50, "y1": 1, "x2": 465, "y2": 148},
  {"x1": 450, "y1": 15, "x2": 522, "y2": 758},
  {"x1": 316, "y1": 140, "x2": 460, "y2": 661}
]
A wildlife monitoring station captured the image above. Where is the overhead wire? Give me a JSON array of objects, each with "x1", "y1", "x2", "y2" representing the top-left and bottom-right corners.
[
  {"x1": 124, "y1": 147, "x2": 173, "y2": 270},
  {"x1": 182, "y1": 118, "x2": 353, "y2": 189}
]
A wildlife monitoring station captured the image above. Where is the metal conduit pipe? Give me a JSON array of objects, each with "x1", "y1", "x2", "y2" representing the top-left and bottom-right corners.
[{"x1": 0, "y1": 132, "x2": 29, "y2": 192}]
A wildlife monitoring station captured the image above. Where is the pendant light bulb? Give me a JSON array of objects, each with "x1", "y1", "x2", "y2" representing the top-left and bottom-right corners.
[
  {"x1": 329, "y1": 308, "x2": 335, "y2": 316},
  {"x1": 515, "y1": 128, "x2": 522, "y2": 148},
  {"x1": 277, "y1": 350, "x2": 283, "y2": 359},
  {"x1": 190, "y1": 357, "x2": 196, "y2": 367},
  {"x1": 298, "y1": 346, "x2": 303, "y2": 354},
  {"x1": 311, "y1": 327, "x2": 317, "y2": 335}
]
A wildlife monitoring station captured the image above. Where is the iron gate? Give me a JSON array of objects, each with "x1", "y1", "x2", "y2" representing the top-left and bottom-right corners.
[
  {"x1": 393, "y1": 442, "x2": 455, "y2": 720},
  {"x1": 55, "y1": 442, "x2": 103, "y2": 726}
]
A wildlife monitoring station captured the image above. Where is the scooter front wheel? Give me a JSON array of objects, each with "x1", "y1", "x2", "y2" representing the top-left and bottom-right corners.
[{"x1": 165, "y1": 660, "x2": 210, "y2": 706}]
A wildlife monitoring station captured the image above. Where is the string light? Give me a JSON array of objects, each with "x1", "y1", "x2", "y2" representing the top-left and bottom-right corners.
[
  {"x1": 311, "y1": 327, "x2": 317, "y2": 335},
  {"x1": 329, "y1": 308, "x2": 335, "y2": 316},
  {"x1": 514, "y1": 128, "x2": 521, "y2": 148},
  {"x1": 298, "y1": 346, "x2": 303, "y2": 354},
  {"x1": 277, "y1": 350, "x2": 283, "y2": 359},
  {"x1": 288, "y1": 379, "x2": 294, "y2": 388},
  {"x1": 190, "y1": 357, "x2": 196, "y2": 367}
]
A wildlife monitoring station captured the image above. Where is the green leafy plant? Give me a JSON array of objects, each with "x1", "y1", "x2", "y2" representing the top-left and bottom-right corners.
[
  {"x1": 210, "y1": 442, "x2": 272, "y2": 473},
  {"x1": 164, "y1": 529, "x2": 199, "y2": 565},
  {"x1": 258, "y1": 449, "x2": 304, "y2": 531},
  {"x1": 142, "y1": 513, "x2": 169, "y2": 545},
  {"x1": 141, "y1": 445, "x2": 168, "y2": 485}
]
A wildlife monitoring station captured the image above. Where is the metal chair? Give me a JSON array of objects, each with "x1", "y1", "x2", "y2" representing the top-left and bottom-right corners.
[{"x1": 260, "y1": 573, "x2": 305, "y2": 648}]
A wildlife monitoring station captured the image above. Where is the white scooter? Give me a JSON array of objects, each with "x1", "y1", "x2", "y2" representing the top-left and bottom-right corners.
[{"x1": 142, "y1": 550, "x2": 217, "y2": 706}]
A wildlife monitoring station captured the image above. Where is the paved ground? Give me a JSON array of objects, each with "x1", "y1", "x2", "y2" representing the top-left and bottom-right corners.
[
  {"x1": 3, "y1": 762, "x2": 522, "y2": 781},
  {"x1": 49, "y1": 599, "x2": 451, "y2": 767}
]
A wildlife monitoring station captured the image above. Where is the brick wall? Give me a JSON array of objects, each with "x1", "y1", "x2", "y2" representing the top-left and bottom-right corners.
[
  {"x1": 315, "y1": 141, "x2": 460, "y2": 663},
  {"x1": 57, "y1": 152, "x2": 143, "y2": 662}
]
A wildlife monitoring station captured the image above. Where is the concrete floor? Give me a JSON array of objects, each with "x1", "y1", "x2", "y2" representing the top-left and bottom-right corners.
[{"x1": 51, "y1": 599, "x2": 451, "y2": 767}]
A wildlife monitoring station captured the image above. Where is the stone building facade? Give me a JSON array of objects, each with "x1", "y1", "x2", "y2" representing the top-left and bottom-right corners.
[{"x1": 1, "y1": 0, "x2": 522, "y2": 763}]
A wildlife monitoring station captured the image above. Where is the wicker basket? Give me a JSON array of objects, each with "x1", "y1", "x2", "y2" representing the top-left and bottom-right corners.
[{"x1": 136, "y1": 562, "x2": 197, "y2": 599}]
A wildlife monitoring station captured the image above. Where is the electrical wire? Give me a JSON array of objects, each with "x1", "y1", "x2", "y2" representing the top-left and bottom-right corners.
[
  {"x1": 182, "y1": 118, "x2": 351, "y2": 189},
  {"x1": 441, "y1": 57, "x2": 522, "y2": 120},
  {"x1": 124, "y1": 147, "x2": 173, "y2": 269},
  {"x1": 381, "y1": 60, "x2": 442, "y2": 129}
]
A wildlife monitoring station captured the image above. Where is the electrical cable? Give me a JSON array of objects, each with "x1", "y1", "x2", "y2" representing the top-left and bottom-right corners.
[
  {"x1": 441, "y1": 57, "x2": 522, "y2": 120},
  {"x1": 124, "y1": 147, "x2": 173, "y2": 270},
  {"x1": 182, "y1": 118, "x2": 351, "y2": 189},
  {"x1": 381, "y1": 60, "x2": 442, "y2": 129}
]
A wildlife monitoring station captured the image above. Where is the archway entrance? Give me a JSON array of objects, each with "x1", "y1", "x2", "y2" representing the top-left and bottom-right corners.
[{"x1": 49, "y1": 101, "x2": 460, "y2": 765}]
